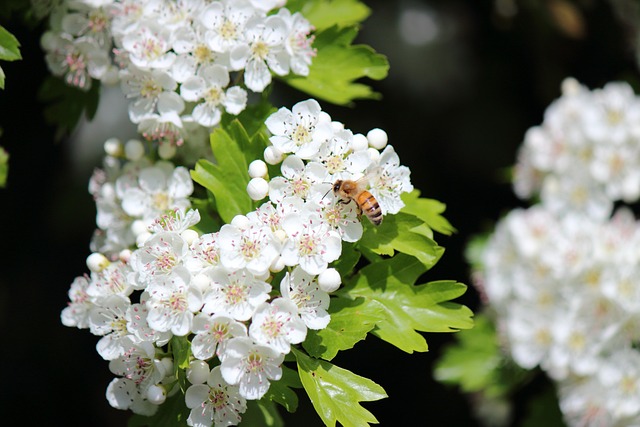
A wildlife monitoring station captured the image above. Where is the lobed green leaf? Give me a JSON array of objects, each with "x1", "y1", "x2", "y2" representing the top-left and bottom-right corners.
[
  {"x1": 358, "y1": 212, "x2": 444, "y2": 270},
  {"x1": 401, "y1": 190, "x2": 457, "y2": 236},
  {"x1": 280, "y1": 25, "x2": 389, "y2": 106},
  {"x1": 339, "y1": 254, "x2": 473, "y2": 353},
  {"x1": 0, "y1": 25, "x2": 21, "y2": 62},
  {"x1": 190, "y1": 124, "x2": 254, "y2": 224},
  {"x1": 265, "y1": 365, "x2": 301, "y2": 413},
  {"x1": 239, "y1": 400, "x2": 284, "y2": 427},
  {"x1": 293, "y1": 348, "x2": 387, "y2": 427},
  {"x1": 286, "y1": 0, "x2": 371, "y2": 30},
  {"x1": 302, "y1": 296, "x2": 385, "y2": 360}
]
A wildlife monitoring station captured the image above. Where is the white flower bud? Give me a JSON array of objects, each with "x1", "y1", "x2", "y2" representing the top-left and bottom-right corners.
[
  {"x1": 248, "y1": 159, "x2": 268, "y2": 178},
  {"x1": 331, "y1": 121, "x2": 345, "y2": 132},
  {"x1": 191, "y1": 273, "x2": 211, "y2": 292},
  {"x1": 231, "y1": 214, "x2": 251, "y2": 229},
  {"x1": 247, "y1": 177, "x2": 269, "y2": 200},
  {"x1": 273, "y1": 229, "x2": 288, "y2": 242},
  {"x1": 181, "y1": 229, "x2": 199, "y2": 245},
  {"x1": 351, "y1": 133, "x2": 369, "y2": 151},
  {"x1": 86, "y1": 252, "x2": 110, "y2": 272},
  {"x1": 146, "y1": 384, "x2": 166, "y2": 405},
  {"x1": 118, "y1": 249, "x2": 132, "y2": 263},
  {"x1": 561, "y1": 77, "x2": 581, "y2": 96},
  {"x1": 318, "y1": 268, "x2": 341, "y2": 292},
  {"x1": 186, "y1": 360, "x2": 210, "y2": 385},
  {"x1": 124, "y1": 139, "x2": 145, "y2": 161},
  {"x1": 367, "y1": 147, "x2": 381, "y2": 162},
  {"x1": 104, "y1": 138, "x2": 123, "y2": 157},
  {"x1": 367, "y1": 128, "x2": 388, "y2": 150},
  {"x1": 160, "y1": 357, "x2": 174, "y2": 376},
  {"x1": 264, "y1": 145, "x2": 284, "y2": 165},
  {"x1": 158, "y1": 143, "x2": 177, "y2": 159},
  {"x1": 131, "y1": 220, "x2": 149, "y2": 237},
  {"x1": 318, "y1": 111, "x2": 332, "y2": 125}
]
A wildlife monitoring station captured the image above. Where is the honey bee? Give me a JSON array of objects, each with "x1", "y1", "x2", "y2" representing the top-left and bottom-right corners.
[{"x1": 332, "y1": 177, "x2": 383, "y2": 226}]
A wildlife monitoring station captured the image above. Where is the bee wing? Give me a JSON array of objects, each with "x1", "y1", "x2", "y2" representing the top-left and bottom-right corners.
[{"x1": 357, "y1": 166, "x2": 382, "y2": 188}]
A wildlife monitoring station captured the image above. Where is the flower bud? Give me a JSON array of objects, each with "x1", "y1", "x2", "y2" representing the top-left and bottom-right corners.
[
  {"x1": 131, "y1": 220, "x2": 149, "y2": 237},
  {"x1": 146, "y1": 384, "x2": 166, "y2": 405},
  {"x1": 318, "y1": 268, "x2": 341, "y2": 292},
  {"x1": 104, "y1": 138, "x2": 123, "y2": 157},
  {"x1": 118, "y1": 249, "x2": 132, "y2": 263},
  {"x1": 264, "y1": 145, "x2": 284, "y2": 165},
  {"x1": 351, "y1": 133, "x2": 369, "y2": 151},
  {"x1": 367, "y1": 147, "x2": 381, "y2": 162},
  {"x1": 158, "y1": 142, "x2": 177, "y2": 159},
  {"x1": 187, "y1": 360, "x2": 210, "y2": 385},
  {"x1": 230, "y1": 214, "x2": 251, "y2": 229},
  {"x1": 248, "y1": 159, "x2": 268, "y2": 178},
  {"x1": 181, "y1": 229, "x2": 199, "y2": 245},
  {"x1": 270, "y1": 255, "x2": 285, "y2": 273},
  {"x1": 86, "y1": 252, "x2": 110, "y2": 272},
  {"x1": 247, "y1": 177, "x2": 269, "y2": 201},
  {"x1": 367, "y1": 128, "x2": 388, "y2": 150},
  {"x1": 124, "y1": 139, "x2": 145, "y2": 161}
]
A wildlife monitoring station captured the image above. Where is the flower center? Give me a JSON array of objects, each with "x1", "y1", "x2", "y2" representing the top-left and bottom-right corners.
[
  {"x1": 240, "y1": 235, "x2": 260, "y2": 260},
  {"x1": 298, "y1": 234, "x2": 319, "y2": 256},
  {"x1": 292, "y1": 124, "x2": 311, "y2": 146},
  {"x1": 209, "y1": 388, "x2": 229, "y2": 410},
  {"x1": 204, "y1": 87, "x2": 223, "y2": 105},
  {"x1": 194, "y1": 44, "x2": 213, "y2": 64},
  {"x1": 251, "y1": 41, "x2": 270, "y2": 60},
  {"x1": 140, "y1": 78, "x2": 162, "y2": 99},
  {"x1": 246, "y1": 351, "x2": 264, "y2": 373},
  {"x1": 220, "y1": 20, "x2": 237, "y2": 40},
  {"x1": 225, "y1": 282, "x2": 247, "y2": 306},
  {"x1": 153, "y1": 192, "x2": 170, "y2": 211},
  {"x1": 261, "y1": 316, "x2": 284, "y2": 339}
]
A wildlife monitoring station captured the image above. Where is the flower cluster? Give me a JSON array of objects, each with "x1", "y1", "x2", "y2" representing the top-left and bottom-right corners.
[
  {"x1": 41, "y1": 0, "x2": 315, "y2": 149},
  {"x1": 513, "y1": 78, "x2": 640, "y2": 220},
  {"x1": 479, "y1": 79, "x2": 640, "y2": 426},
  {"x1": 61, "y1": 98, "x2": 413, "y2": 426}
]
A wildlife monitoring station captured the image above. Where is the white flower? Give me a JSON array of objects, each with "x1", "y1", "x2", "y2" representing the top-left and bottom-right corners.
[
  {"x1": 367, "y1": 145, "x2": 413, "y2": 215},
  {"x1": 232, "y1": 15, "x2": 289, "y2": 92},
  {"x1": 130, "y1": 231, "x2": 189, "y2": 285},
  {"x1": 201, "y1": 268, "x2": 271, "y2": 321},
  {"x1": 121, "y1": 20, "x2": 176, "y2": 70},
  {"x1": 280, "y1": 211, "x2": 342, "y2": 275},
  {"x1": 268, "y1": 155, "x2": 329, "y2": 204},
  {"x1": 277, "y1": 8, "x2": 315, "y2": 76},
  {"x1": 185, "y1": 232, "x2": 222, "y2": 274},
  {"x1": 218, "y1": 218, "x2": 280, "y2": 276},
  {"x1": 219, "y1": 337, "x2": 284, "y2": 400},
  {"x1": 145, "y1": 267, "x2": 202, "y2": 336},
  {"x1": 120, "y1": 68, "x2": 178, "y2": 122},
  {"x1": 120, "y1": 162, "x2": 193, "y2": 221},
  {"x1": 148, "y1": 208, "x2": 201, "y2": 234},
  {"x1": 191, "y1": 314, "x2": 248, "y2": 360},
  {"x1": 108, "y1": 340, "x2": 166, "y2": 393},
  {"x1": 87, "y1": 261, "x2": 135, "y2": 299},
  {"x1": 126, "y1": 297, "x2": 172, "y2": 346},
  {"x1": 61, "y1": 276, "x2": 93, "y2": 329},
  {"x1": 137, "y1": 95, "x2": 187, "y2": 146},
  {"x1": 180, "y1": 64, "x2": 247, "y2": 126},
  {"x1": 106, "y1": 377, "x2": 159, "y2": 416},
  {"x1": 199, "y1": 0, "x2": 256, "y2": 54},
  {"x1": 88, "y1": 295, "x2": 132, "y2": 360},
  {"x1": 249, "y1": 298, "x2": 307, "y2": 353},
  {"x1": 265, "y1": 99, "x2": 334, "y2": 158},
  {"x1": 280, "y1": 266, "x2": 330, "y2": 330},
  {"x1": 185, "y1": 366, "x2": 247, "y2": 427},
  {"x1": 311, "y1": 128, "x2": 372, "y2": 179}
]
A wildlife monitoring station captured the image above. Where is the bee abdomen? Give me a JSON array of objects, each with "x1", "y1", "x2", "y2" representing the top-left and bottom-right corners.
[{"x1": 359, "y1": 192, "x2": 382, "y2": 225}]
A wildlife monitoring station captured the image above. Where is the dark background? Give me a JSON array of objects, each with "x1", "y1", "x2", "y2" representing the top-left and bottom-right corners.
[{"x1": 1, "y1": 0, "x2": 639, "y2": 425}]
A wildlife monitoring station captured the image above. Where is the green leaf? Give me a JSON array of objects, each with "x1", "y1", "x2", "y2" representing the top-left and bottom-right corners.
[
  {"x1": 170, "y1": 335, "x2": 191, "y2": 392},
  {"x1": 221, "y1": 93, "x2": 276, "y2": 138},
  {"x1": 339, "y1": 254, "x2": 473, "y2": 353},
  {"x1": 302, "y1": 296, "x2": 385, "y2": 360},
  {"x1": 0, "y1": 146, "x2": 7, "y2": 187},
  {"x1": 38, "y1": 76, "x2": 101, "y2": 138},
  {"x1": 286, "y1": 0, "x2": 371, "y2": 30},
  {"x1": 401, "y1": 190, "x2": 457, "y2": 236},
  {"x1": 265, "y1": 365, "x2": 301, "y2": 413},
  {"x1": 239, "y1": 400, "x2": 284, "y2": 427},
  {"x1": 128, "y1": 390, "x2": 189, "y2": 427},
  {"x1": 0, "y1": 25, "x2": 21, "y2": 62},
  {"x1": 358, "y1": 212, "x2": 444, "y2": 270},
  {"x1": 190, "y1": 123, "x2": 254, "y2": 224},
  {"x1": 293, "y1": 348, "x2": 387, "y2": 427},
  {"x1": 280, "y1": 25, "x2": 389, "y2": 106}
]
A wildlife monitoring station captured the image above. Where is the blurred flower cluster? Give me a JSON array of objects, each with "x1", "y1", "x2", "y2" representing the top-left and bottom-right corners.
[
  {"x1": 61, "y1": 98, "x2": 413, "y2": 426},
  {"x1": 480, "y1": 79, "x2": 640, "y2": 426}
]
